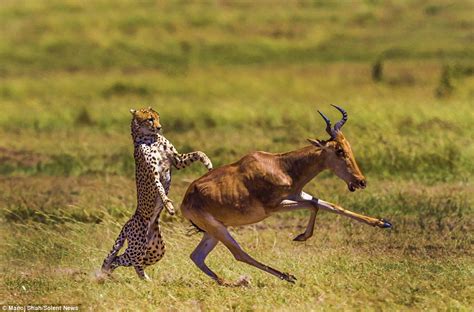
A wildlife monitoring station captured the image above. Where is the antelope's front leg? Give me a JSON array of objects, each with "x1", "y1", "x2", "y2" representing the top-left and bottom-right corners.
[
  {"x1": 276, "y1": 193, "x2": 319, "y2": 242},
  {"x1": 318, "y1": 199, "x2": 392, "y2": 228},
  {"x1": 294, "y1": 191, "x2": 320, "y2": 241}
]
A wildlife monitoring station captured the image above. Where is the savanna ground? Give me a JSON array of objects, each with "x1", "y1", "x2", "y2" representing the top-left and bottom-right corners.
[{"x1": 0, "y1": 0, "x2": 473, "y2": 310}]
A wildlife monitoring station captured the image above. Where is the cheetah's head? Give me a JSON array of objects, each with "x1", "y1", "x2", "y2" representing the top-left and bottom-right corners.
[{"x1": 130, "y1": 107, "x2": 162, "y2": 135}]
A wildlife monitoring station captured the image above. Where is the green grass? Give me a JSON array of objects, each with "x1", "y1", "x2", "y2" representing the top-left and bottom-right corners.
[
  {"x1": 1, "y1": 177, "x2": 472, "y2": 310},
  {"x1": 0, "y1": 0, "x2": 473, "y2": 310}
]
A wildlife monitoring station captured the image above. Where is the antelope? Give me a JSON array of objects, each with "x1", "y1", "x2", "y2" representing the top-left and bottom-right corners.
[{"x1": 180, "y1": 105, "x2": 392, "y2": 285}]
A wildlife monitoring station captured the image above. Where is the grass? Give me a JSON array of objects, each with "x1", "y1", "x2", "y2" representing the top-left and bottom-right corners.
[
  {"x1": 0, "y1": 0, "x2": 473, "y2": 310},
  {"x1": 1, "y1": 177, "x2": 472, "y2": 310}
]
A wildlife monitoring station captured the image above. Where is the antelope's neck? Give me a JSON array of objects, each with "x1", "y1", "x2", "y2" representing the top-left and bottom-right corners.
[{"x1": 279, "y1": 145, "x2": 327, "y2": 190}]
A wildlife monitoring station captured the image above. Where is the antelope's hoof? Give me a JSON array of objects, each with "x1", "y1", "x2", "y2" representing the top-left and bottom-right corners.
[
  {"x1": 379, "y1": 219, "x2": 392, "y2": 229},
  {"x1": 281, "y1": 272, "x2": 297, "y2": 284},
  {"x1": 293, "y1": 233, "x2": 308, "y2": 242}
]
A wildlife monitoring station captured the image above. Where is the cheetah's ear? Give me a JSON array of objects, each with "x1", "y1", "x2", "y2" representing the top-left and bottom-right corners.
[
  {"x1": 129, "y1": 109, "x2": 137, "y2": 115},
  {"x1": 148, "y1": 106, "x2": 153, "y2": 111}
]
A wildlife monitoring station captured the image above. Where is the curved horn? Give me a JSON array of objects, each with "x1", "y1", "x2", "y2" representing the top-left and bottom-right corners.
[
  {"x1": 332, "y1": 105, "x2": 348, "y2": 133},
  {"x1": 318, "y1": 110, "x2": 336, "y2": 139}
]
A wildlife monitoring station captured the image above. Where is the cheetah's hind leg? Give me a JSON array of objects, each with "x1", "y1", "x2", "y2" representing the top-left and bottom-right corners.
[
  {"x1": 135, "y1": 266, "x2": 152, "y2": 281},
  {"x1": 101, "y1": 224, "x2": 127, "y2": 274}
]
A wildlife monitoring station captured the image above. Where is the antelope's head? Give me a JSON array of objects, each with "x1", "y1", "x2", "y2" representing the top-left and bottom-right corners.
[
  {"x1": 130, "y1": 106, "x2": 162, "y2": 136},
  {"x1": 308, "y1": 105, "x2": 367, "y2": 192}
]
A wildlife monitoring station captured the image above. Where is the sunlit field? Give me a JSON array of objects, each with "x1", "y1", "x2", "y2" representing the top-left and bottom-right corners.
[{"x1": 1, "y1": 0, "x2": 473, "y2": 310}]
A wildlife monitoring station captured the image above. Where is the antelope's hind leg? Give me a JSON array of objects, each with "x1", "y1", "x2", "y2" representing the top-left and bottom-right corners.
[
  {"x1": 190, "y1": 212, "x2": 296, "y2": 285},
  {"x1": 190, "y1": 232, "x2": 219, "y2": 282}
]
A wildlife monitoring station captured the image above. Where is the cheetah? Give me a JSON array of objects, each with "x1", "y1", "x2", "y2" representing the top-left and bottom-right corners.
[{"x1": 101, "y1": 107, "x2": 213, "y2": 280}]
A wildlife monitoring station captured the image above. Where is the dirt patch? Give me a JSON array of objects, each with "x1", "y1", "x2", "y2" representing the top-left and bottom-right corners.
[{"x1": 0, "y1": 147, "x2": 49, "y2": 168}]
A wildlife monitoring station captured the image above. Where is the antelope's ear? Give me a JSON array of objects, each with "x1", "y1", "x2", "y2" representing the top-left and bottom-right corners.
[
  {"x1": 307, "y1": 138, "x2": 326, "y2": 148},
  {"x1": 129, "y1": 109, "x2": 137, "y2": 115}
]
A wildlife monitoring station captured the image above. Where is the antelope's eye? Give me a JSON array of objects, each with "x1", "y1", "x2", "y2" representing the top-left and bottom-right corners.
[{"x1": 336, "y1": 149, "x2": 344, "y2": 157}]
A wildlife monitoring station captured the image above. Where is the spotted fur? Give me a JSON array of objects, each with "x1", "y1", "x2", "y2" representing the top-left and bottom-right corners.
[{"x1": 101, "y1": 107, "x2": 212, "y2": 279}]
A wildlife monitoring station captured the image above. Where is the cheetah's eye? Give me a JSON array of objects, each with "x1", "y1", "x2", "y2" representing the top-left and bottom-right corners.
[{"x1": 147, "y1": 118, "x2": 154, "y2": 122}]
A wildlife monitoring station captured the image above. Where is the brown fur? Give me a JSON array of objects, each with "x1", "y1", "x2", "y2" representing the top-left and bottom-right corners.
[
  {"x1": 183, "y1": 133, "x2": 365, "y2": 227},
  {"x1": 181, "y1": 131, "x2": 390, "y2": 285}
]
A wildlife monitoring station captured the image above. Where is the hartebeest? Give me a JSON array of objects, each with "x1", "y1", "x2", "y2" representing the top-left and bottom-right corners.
[{"x1": 181, "y1": 105, "x2": 391, "y2": 285}]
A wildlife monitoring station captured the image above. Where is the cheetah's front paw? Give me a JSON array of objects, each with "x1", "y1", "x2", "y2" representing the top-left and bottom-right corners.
[
  {"x1": 164, "y1": 199, "x2": 176, "y2": 215},
  {"x1": 207, "y1": 163, "x2": 213, "y2": 171}
]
